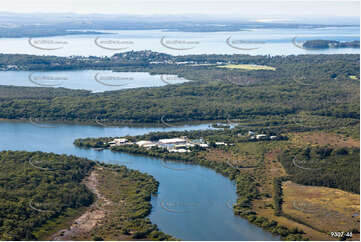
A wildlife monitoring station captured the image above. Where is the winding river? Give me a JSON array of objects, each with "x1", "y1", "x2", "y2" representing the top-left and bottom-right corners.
[{"x1": 0, "y1": 120, "x2": 279, "y2": 240}]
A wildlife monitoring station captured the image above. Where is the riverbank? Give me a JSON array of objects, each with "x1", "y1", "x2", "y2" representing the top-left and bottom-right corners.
[
  {"x1": 0, "y1": 151, "x2": 95, "y2": 240},
  {"x1": 74, "y1": 128, "x2": 360, "y2": 241},
  {"x1": 75, "y1": 135, "x2": 307, "y2": 240},
  {"x1": 0, "y1": 150, "x2": 173, "y2": 240},
  {"x1": 79, "y1": 164, "x2": 174, "y2": 240},
  {"x1": 50, "y1": 165, "x2": 174, "y2": 241},
  {"x1": 50, "y1": 169, "x2": 110, "y2": 240},
  {"x1": 0, "y1": 117, "x2": 215, "y2": 129},
  {"x1": 1, "y1": 119, "x2": 358, "y2": 240},
  {"x1": 0, "y1": 119, "x2": 282, "y2": 240}
]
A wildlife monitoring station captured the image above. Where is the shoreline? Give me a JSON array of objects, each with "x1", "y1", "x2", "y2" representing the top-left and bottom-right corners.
[
  {"x1": 76, "y1": 141, "x2": 306, "y2": 240},
  {"x1": 0, "y1": 117, "x2": 218, "y2": 128}
]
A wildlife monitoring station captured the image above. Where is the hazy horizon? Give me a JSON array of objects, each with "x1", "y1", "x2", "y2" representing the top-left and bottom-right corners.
[{"x1": 0, "y1": 0, "x2": 359, "y2": 25}]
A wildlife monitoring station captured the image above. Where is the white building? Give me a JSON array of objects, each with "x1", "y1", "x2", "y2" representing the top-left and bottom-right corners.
[
  {"x1": 215, "y1": 142, "x2": 227, "y2": 146},
  {"x1": 158, "y1": 138, "x2": 187, "y2": 145},
  {"x1": 169, "y1": 148, "x2": 190, "y2": 153},
  {"x1": 256, "y1": 134, "x2": 267, "y2": 139},
  {"x1": 136, "y1": 140, "x2": 155, "y2": 147},
  {"x1": 175, "y1": 144, "x2": 195, "y2": 149},
  {"x1": 248, "y1": 131, "x2": 255, "y2": 136},
  {"x1": 114, "y1": 138, "x2": 128, "y2": 143},
  {"x1": 108, "y1": 138, "x2": 129, "y2": 146}
]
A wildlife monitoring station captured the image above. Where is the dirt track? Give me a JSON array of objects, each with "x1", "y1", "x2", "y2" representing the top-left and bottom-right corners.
[{"x1": 51, "y1": 168, "x2": 112, "y2": 240}]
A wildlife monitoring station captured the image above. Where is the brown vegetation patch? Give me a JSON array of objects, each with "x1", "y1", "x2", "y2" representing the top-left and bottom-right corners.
[
  {"x1": 200, "y1": 146, "x2": 259, "y2": 168},
  {"x1": 282, "y1": 181, "x2": 360, "y2": 237},
  {"x1": 289, "y1": 132, "x2": 359, "y2": 148}
]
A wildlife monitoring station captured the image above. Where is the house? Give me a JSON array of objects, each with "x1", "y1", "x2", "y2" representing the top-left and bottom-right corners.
[
  {"x1": 256, "y1": 134, "x2": 267, "y2": 140},
  {"x1": 215, "y1": 142, "x2": 227, "y2": 146},
  {"x1": 108, "y1": 138, "x2": 129, "y2": 146},
  {"x1": 6, "y1": 65, "x2": 18, "y2": 70},
  {"x1": 248, "y1": 131, "x2": 255, "y2": 136},
  {"x1": 169, "y1": 148, "x2": 190, "y2": 153},
  {"x1": 114, "y1": 138, "x2": 128, "y2": 143}
]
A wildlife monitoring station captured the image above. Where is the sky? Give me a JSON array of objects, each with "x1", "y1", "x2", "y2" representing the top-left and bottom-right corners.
[{"x1": 0, "y1": 0, "x2": 359, "y2": 19}]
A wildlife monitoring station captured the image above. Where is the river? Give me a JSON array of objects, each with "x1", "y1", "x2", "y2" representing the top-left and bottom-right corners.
[{"x1": 0, "y1": 119, "x2": 279, "y2": 241}]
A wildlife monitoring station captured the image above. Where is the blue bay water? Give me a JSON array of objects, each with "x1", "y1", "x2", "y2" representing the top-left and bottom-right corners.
[{"x1": 0, "y1": 27, "x2": 358, "y2": 56}]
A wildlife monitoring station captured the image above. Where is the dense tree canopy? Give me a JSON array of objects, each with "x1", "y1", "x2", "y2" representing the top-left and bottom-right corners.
[
  {"x1": 0, "y1": 151, "x2": 95, "y2": 240},
  {"x1": 0, "y1": 53, "x2": 359, "y2": 129}
]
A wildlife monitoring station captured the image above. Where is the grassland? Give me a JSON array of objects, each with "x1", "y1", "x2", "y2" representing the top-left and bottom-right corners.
[
  {"x1": 287, "y1": 131, "x2": 360, "y2": 149},
  {"x1": 282, "y1": 181, "x2": 360, "y2": 240}
]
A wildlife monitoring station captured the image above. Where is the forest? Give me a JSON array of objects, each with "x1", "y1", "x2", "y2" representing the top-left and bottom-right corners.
[
  {"x1": 278, "y1": 146, "x2": 360, "y2": 194},
  {"x1": 0, "y1": 51, "x2": 359, "y2": 240},
  {"x1": 0, "y1": 53, "x2": 359, "y2": 130},
  {"x1": 302, "y1": 40, "x2": 360, "y2": 49},
  {"x1": 0, "y1": 151, "x2": 174, "y2": 241},
  {"x1": 0, "y1": 151, "x2": 95, "y2": 240},
  {"x1": 86, "y1": 165, "x2": 173, "y2": 241}
]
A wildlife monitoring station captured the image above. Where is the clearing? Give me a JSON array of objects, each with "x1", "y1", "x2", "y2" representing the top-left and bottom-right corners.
[
  {"x1": 217, "y1": 64, "x2": 276, "y2": 71},
  {"x1": 288, "y1": 131, "x2": 359, "y2": 148},
  {"x1": 51, "y1": 168, "x2": 112, "y2": 240},
  {"x1": 282, "y1": 181, "x2": 360, "y2": 240}
]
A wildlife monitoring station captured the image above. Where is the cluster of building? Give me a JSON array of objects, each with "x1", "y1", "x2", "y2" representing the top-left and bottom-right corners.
[
  {"x1": 108, "y1": 136, "x2": 210, "y2": 153},
  {"x1": 2, "y1": 65, "x2": 19, "y2": 71},
  {"x1": 108, "y1": 138, "x2": 132, "y2": 146},
  {"x1": 242, "y1": 131, "x2": 277, "y2": 140},
  {"x1": 108, "y1": 131, "x2": 278, "y2": 153}
]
